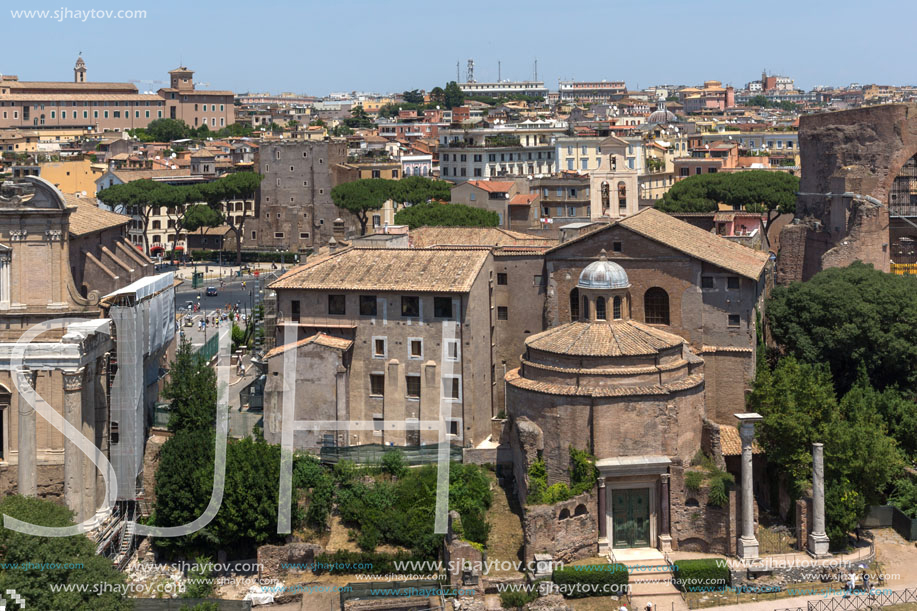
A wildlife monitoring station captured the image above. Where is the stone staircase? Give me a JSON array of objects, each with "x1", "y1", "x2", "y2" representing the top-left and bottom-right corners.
[{"x1": 610, "y1": 550, "x2": 688, "y2": 611}]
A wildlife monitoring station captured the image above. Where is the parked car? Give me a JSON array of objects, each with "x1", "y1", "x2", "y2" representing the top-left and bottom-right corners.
[{"x1": 206, "y1": 286, "x2": 218, "y2": 296}]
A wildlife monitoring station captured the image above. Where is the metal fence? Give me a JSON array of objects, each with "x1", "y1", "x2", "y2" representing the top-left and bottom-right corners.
[
  {"x1": 805, "y1": 587, "x2": 917, "y2": 611},
  {"x1": 197, "y1": 333, "x2": 219, "y2": 362},
  {"x1": 320, "y1": 443, "x2": 463, "y2": 465},
  {"x1": 759, "y1": 525, "x2": 800, "y2": 555}
]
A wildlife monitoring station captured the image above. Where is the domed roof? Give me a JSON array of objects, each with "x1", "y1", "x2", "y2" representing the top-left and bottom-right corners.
[
  {"x1": 647, "y1": 102, "x2": 677, "y2": 124},
  {"x1": 578, "y1": 250, "x2": 629, "y2": 289}
]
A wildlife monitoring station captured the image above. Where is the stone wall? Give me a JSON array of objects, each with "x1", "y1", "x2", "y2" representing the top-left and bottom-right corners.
[
  {"x1": 795, "y1": 496, "x2": 813, "y2": 551},
  {"x1": 669, "y1": 462, "x2": 735, "y2": 555},
  {"x1": 522, "y1": 490, "x2": 598, "y2": 564},
  {"x1": 778, "y1": 103, "x2": 917, "y2": 283},
  {"x1": 256, "y1": 542, "x2": 323, "y2": 577},
  {"x1": 509, "y1": 416, "x2": 543, "y2": 506},
  {"x1": 0, "y1": 464, "x2": 64, "y2": 501}
]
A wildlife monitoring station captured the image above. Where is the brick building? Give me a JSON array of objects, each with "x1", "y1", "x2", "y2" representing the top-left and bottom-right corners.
[{"x1": 253, "y1": 140, "x2": 351, "y2": 252}]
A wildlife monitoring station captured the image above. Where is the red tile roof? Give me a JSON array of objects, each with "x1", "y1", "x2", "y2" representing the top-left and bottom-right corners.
[{"x1": 467, "y1": 180, "x2": 515, "y2": 193}]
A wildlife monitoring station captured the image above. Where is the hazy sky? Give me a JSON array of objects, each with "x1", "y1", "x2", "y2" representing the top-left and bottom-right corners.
[{"x1": 5, "y1": 0, "x2": 915, "y2": 95}]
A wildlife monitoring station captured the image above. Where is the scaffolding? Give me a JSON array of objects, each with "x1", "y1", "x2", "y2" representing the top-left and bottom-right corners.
[{"x1": 889, "y1": 153, "x2": 917, "y2": 218}]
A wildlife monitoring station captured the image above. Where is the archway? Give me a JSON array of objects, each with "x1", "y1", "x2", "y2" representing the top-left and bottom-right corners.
[{"x1": 644, "y1": 287, "x2": 670, "y2": 325}]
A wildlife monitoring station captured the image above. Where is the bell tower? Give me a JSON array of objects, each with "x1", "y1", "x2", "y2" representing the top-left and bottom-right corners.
[{"x1": 74, "y1": 55, "x2": 86, "y2": 83}]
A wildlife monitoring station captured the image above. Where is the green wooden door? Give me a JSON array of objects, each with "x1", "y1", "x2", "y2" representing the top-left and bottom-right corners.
[{"x1": 612, "y1": 488, "x2": 650, "y2": 548}]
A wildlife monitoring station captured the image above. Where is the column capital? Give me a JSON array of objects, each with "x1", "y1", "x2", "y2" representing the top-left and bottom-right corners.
[
  {"x1": 660, "y1": 473, "x2": 670, "y2": 483},
  {"x1": 62, "y1": 368, "x2": 86, "y2": 391},
  {"x1": 597, "y1": 478, "x2": 606, "y2": 488}
]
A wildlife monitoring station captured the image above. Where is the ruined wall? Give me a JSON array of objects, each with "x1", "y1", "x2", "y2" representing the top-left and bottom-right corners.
[
  {"x1": 522, "y1": 490, "x2": 598, "y2": 564},
  {"x1": 509, "y1": 416, "x2": 543, "y2": 506},
  {"x1": 669, "y1": 462, "x2": 735, "y2": 555},
  {"x1": 778, "y1": 103, "x2": 917, "y2": 283}
]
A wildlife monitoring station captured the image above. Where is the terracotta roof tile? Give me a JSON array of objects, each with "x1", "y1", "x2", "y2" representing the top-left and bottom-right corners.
[
  {"x1": 63, "y1": 194, "x2": 130, "y2": 235},
  {"x1": 268, "y1": 247, "x2": 490, "y2": 293},
  {"x1": 550, "y1": 208, "x2": 769, "y2": 280},
  {"x1": 719, "y1": 424, "x2": 763, "y2": 456},
  {"x1": 264, "y1": 333, "x2": 353, "y2": 360},
  {"x1": 466, "y1": 180, "x2": 515, "y2": 193},
  {"x1": 506, "y1": 367, "x2": 703, "y2": 397},
  {"x1": 509, "y1": 194, "x2": 538, "y2": 206},
  {"x1": 409, "y1": 227, "x2": 555, "y2": 248},
  {"x1": 526, "y1": 320, "x2": 684, "y2": 357}
]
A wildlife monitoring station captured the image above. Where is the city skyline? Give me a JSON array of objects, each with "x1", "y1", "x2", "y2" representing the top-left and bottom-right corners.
[{"x1": 3, "y1": 0, "x2": 915, "y2": 96}]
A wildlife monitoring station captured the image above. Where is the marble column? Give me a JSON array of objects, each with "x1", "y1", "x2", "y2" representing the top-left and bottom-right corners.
[
  {"x1": 735, "y1": 412, "x2": 763, "y2": 561},
  {"x1": 659, "y1": 473, "x2": 673, "y2": 551},
  {"x1": 62, "y1": 368, "x2": 85, "y2": 519},
  {"x1": 597, "y1": 479, "x2": 607, "y2": 539},
  {"x1": 807, "y1": 442, "x2": 830, "y2": 557},
  {"x1": 16, "y1": 370, "x2": 37, "y2": 497}
]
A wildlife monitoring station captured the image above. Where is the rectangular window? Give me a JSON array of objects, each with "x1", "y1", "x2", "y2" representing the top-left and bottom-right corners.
[
  {"x1": 727, "y1": 276, "x2": 740, "y2": 290},
  {"x1": 406, "y1": 375, "x2": 421, "y2": 399},
  {"x1": 409, "y1": 338, "x2": 423, "y2": 359},
  {"x1": 444, "y1": 376, "x2": 461, "y2": 400},
  {"x1": 497, "y1": 306, "x2": 508, "y2": 320},
  {"x1": 449, "y1": 420, "x2": 459, "y2": 436},
  {"x1": 612, "y1": 241, "x2": 622, "y2": 252},
  {"x1": 533, "y1": 275, "x2": 542, "y2": 286},
  {"x1": 702, "y1": 276, "x2": 715, "y2": 289},
  {"x1": 328, "y1": 294, "x2": 346, "y2": 315},
  {"x1": 496, "y1": 273, "x2": 507, "y2": 285},
  {"x1": 291, "y1": 300, "x2": 300, "y2": 322},
  {"x1": 359, "y1": 295, "x2": 377, "y2": 316},
  {"x1": 370, "y1": 374, "x2": 385, "y2": 397},
  {"x1": 373, "y1": 337, "x2": 387, "y2": 358},
  {"x1": 274, "y1": 232, "x2": 284, "y2": 238},
  {"x1": 299, "y1": 232, "x2": 309, "y2": 239},
  {"x1": 433, "y1": 297, "x2": 453, "y2": 318},
  {"x1": 445, "y1": 339, "x2": 460, "y2": 361},
  {"x1": 401, "y1": 296, "x2": 419, "y2": 317},
  {"x1": 728, "y1": 314, "x2": 741, "y2": 327}
]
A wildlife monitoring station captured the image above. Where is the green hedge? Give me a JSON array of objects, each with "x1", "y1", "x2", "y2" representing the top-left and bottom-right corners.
[
  {"x1": 311, "y1": 550, "x2": 417, "y2": 575},
  {"x1": 552, "y1": 563, "x2": 628, "y2": 598},
  {"x1": 673, "y1": 558, "x2": 730, "y2": 592}
]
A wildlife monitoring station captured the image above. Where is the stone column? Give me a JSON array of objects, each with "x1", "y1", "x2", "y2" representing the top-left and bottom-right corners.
[
  {"x1": 735, "y1": 412, "x2": 763, "y2": 561},
  {"x1": 659, "y1": 473, "x2": 673, "y2": 552},
  {"x1": 807, "y1": 443, "x2": 830, "y2": 557},
  {"x1": 62, "y1": 368, "x2": 85, "y2": 519},
  {"x1": 16, "y1": 370, "x2": 37, "y2": 497},
  {"x1": 597, "y1": 478, "x2": 607, "y2": 539}
]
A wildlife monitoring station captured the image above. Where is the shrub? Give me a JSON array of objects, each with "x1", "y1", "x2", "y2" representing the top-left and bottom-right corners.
[
  {"x1": 381, "y1": 449, "x2": 408, "y2": 478},
  {"x1": 569, "y1": 447, "x2": 599, "y2": 496},
  {"x1": 461, "y1": 510, "x2": 490, "y2": 546},
  {"x1": 500, "y1": 588, "x2": 538, "y2": 608},
  {"x1": 552, "y1": 564, "x2": 629, "y2": 598},
  {"x1": 707, "y1": 472, "x2": 734, "y2": 507},
  {"x1": 673, "y1": 559, "x2": 730, "y2": 592},
  {"x1": 684, "y1": 471, "x2": 704, "y2": 492}
]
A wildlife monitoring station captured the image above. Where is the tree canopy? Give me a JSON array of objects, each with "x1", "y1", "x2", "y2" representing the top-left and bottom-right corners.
[
  {"x1": 0, "y1": 495, "x2": 132, "y2": 610},
  {"x1": 655, "y1": 170, "x2": 798, "y2": 218},
  {"x1": 330, "y1": 178, "x2": 390, "y2": 235},
  {"x1": 748, "y1": 358, "x2": 904, "y2": 547},
  {"x1": 394, "y1": 202, "x2": 500, "y2": 229},
  {"x1": 184, "y1": 203, "x2": 223, "y2": 234},
  {"x1": 129, "y1": 119, "x2": 254, "y2": 142},
  {"x1": 402, "y1": 89, "x2": 425, "y2": 104},
  {"x1": 767, "y1": 262, "x2": 917, "y2": 396},
  {"x1": 443, "y1": 81, "x2": 465, "y2": 109},
  {"x1": 162, "y1": 338, "x2": 217, "y2": 433}
]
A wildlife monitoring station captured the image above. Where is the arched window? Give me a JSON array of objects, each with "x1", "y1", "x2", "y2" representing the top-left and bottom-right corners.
[
  {"x1": 617, "y1": 181, "x2": 627, "y2": 210},
  {"x1": 644, "y1": 287, "x2": 670, "y2": 325},
  {"x1": 569, "y1": 288, "x2": 579, "y2": 321},
  {"x1": 613, "y1": 296, "x2": 622, "y2": 320},
  {"x1": 595, "y1": 296, "x2": 606, "y2": 320},
  {"x1": 582, "y1": 296, "x2": 590, "y2": 320}
]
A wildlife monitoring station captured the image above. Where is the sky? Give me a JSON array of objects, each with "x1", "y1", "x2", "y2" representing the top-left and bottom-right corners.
[{"x1": 4, "y1": 0, "x2": 916, "y2": 96}]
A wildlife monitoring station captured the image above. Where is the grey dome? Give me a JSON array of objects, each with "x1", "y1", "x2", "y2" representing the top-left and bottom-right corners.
[
  {"x1": 578, "y1": 250, "x2": 629, "y2": 289},
  {"x1": 647, "y1": 102, "x2": 677, "y2": 124}
]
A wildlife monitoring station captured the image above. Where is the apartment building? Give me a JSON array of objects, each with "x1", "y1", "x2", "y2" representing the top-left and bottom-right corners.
[
  {"x1": 157, "y1": 67, "x2": 235, "y2": 129},
  {"x1": 439, "y1": 124, "x2": 564, "y2": 182},
  {"x1": 558, "y1": 80, "x2": 627, "y2": 103},
  {"x1": 264, "y1": 247, "x2": 497, "y2": 450}
]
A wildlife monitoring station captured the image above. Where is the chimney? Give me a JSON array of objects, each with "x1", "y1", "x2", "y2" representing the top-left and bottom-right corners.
[{"x1": 332, "y1": 217, "x2": 346, "y2": 240}]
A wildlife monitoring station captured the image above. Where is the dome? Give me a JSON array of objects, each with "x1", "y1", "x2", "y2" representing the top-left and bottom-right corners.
[
  {"x1": 578, "y1": 250, "x2": 629, "y2": 289},
  {"x1": 647, "y1": 101, "x2": 677, "y2": 124}
]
